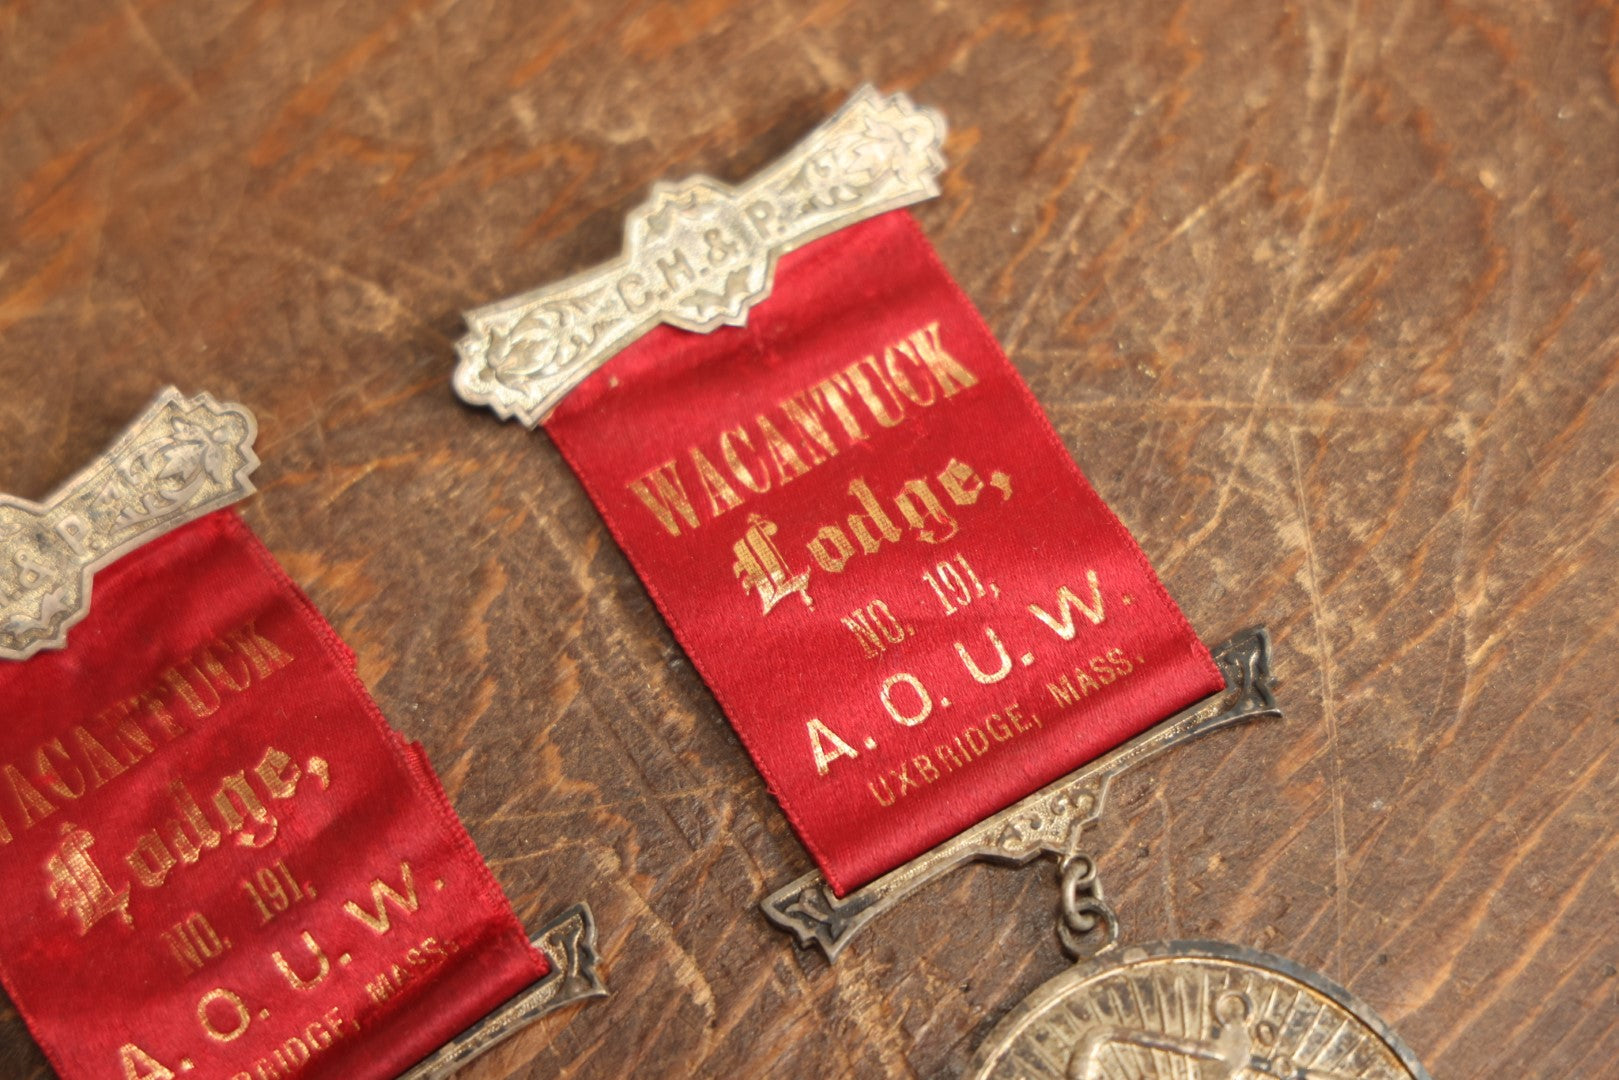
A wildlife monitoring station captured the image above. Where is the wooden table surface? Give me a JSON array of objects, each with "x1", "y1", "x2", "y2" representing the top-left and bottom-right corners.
[{"x1": 3, "y1": 1, "x2": 1618, "y2": 1077}]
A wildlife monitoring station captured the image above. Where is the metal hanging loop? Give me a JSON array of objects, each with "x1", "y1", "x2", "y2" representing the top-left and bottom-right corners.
[{"x1": 1057, "y1": 852, "x2": 1119, "y2": 960}]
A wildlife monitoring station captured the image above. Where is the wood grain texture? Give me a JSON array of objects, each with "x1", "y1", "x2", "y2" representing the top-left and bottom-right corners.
[{"x1": 2, "y1": 1, "x2": 1617, "y2": 1076}]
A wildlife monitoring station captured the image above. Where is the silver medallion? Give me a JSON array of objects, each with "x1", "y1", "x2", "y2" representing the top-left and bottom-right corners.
[{"x1": 967, "y1": 940, "x2": 1429, "y2": 1080}]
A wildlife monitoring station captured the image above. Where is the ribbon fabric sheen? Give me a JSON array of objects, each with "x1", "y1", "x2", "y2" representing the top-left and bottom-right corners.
[
  {"x1": 0, "y1": 511, "x2": 546, "y2": 1080},
  {"x1": 546, "y1": 211, "x2": 1224, "y2": 896}
]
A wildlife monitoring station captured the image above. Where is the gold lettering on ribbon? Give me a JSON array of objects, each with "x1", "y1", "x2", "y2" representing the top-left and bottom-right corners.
[
  {"x1": 1028, "y1": 570, "x2": 1106, "y2": 640},
  {"x1": 732, "y1": 514, "x2": 813, "y2": 614},
  {"x1": 342, "y1": 862, "x2": 421, "y2": 935},
  {"x1": 122, "y1": 746, "x2": 311, "y2": 894},
  {"x1": 273, "y1": 930, "x2": 333, "y2": 991},
  {"x1": 880, "y1": 673, "x2": 933, "y2": 727},
  {"x1": 37, "y1": 745, "x2": 327, "y2": 941},
  {"x1": 623, "y1": 321, "x2": 979, "y2": 539},
  {"x1": 807, "y1": 718, "x2": 860, "y2": 777},
  {"x1": 1046, "y1": 647, "x2": 1142, "y2": 708},
  {"x1": 363, "y1": 936, "x2": 453, "y2": 1006},
  {"x1": 863, "y1": 702, "x2": 1045, "y2": 811},
  {"x1": 118, "y1": 1043, "x2": 179, "y2": 1080},
  {"x1": 840, "y1": 599, "x2": 909, "y2": 659},
  {"x1": 197, "y1": 987, "x2": 251, "y2": 1043},
  {"x1": 628, "y1": 461, "x2": 701, "y2": 537},
  {"x1": 45, "y1": 822, "x2": 132, "y2": 934},
  {"x1": 223, "y1": 1006, "x2": 352, "y2": 1080},
  {"x1": 730, "y1": 458, "x2": 1012, "y2": 617},
  {"x1": 161, "y1": 911, "x2": 229, "y2": 975},
  {"x1": 0, "y1": 620, "x2": 295, "y2": 851},
  {"x1": 956, "y1": 626, "x2": 1013, "y2": 684}
]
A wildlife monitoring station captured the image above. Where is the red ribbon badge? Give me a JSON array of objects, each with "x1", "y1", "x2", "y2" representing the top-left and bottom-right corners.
[
  {"x1": 547, "y1": 211, "x2": 1224, "y2": 895},
  {"x1": 0, "y1": 511, "x2": 545, "y2": 1080}
]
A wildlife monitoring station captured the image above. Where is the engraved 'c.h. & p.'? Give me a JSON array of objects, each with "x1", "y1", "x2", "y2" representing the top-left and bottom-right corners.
[{"x1": 452, "y1": 85, "x2": 947, "y2": 426}]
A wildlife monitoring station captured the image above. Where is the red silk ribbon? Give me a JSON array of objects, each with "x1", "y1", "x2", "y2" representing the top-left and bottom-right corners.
[
  {"x1": 0, "y1": 510, "x2": 545, "y2": 1080},
  {"x1": 546, "y1": 211, "x2": 1224, "y2": 895}
]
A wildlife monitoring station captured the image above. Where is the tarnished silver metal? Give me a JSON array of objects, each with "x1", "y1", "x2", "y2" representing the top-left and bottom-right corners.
[
  {"x1": 760, "y1": 624, "x2": 1431, "y2": 1075},
  {"x1": 761, "y1": 626, "x2": 1278, "y2": 961},
  {"x1": 452, "y1": 84, "x2": 948, "y2": 426},
  {"x1": 399, "y1": 903, "x2": 608, "y2": 1080},
  {"x1": 0, "y1": 388, "x2": 259, "y2": 661},
  {"x1": 1057, "y1": 852, "x2": 1118, "y2": 961},
  {"x1": 965, "y1": 940, "x2": 1432, "y2": 1080}
]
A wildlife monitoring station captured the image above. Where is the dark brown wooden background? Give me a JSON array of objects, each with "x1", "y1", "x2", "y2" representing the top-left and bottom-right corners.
[{"x1": 3, "y1": 1, "x2": 1618, "y2": 1076}]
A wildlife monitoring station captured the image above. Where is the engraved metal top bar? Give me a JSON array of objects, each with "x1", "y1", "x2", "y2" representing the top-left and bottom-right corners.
[
  {"x1": 452, "y1": 85, "x2": 946, "y2": 426},
  {"x1": 0, "y1": 388, "x2": 259, "y2": 661}
]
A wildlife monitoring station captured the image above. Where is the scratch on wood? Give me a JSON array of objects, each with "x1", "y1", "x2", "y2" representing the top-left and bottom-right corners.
[{"x1": 1288, "y1": 428, "x2": 1349, "y2": 974}]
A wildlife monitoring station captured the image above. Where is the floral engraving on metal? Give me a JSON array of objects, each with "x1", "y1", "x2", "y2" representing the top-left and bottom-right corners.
[
  {"x1": 399, "y1": 903, "x2": 608, "y2": 1080},
  {"x1": 452, "y1": 84, "x2": 948, "y2": 426},
  {"x1": 965, "y1": 940, "x2": 1431, "y2": 1080},
  {"x1": 761, "y1": 627, "x2": 1278, "y2": 961},
  {"x1": 0, "y1": 388, "x2": 259, "y2": 661}
]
